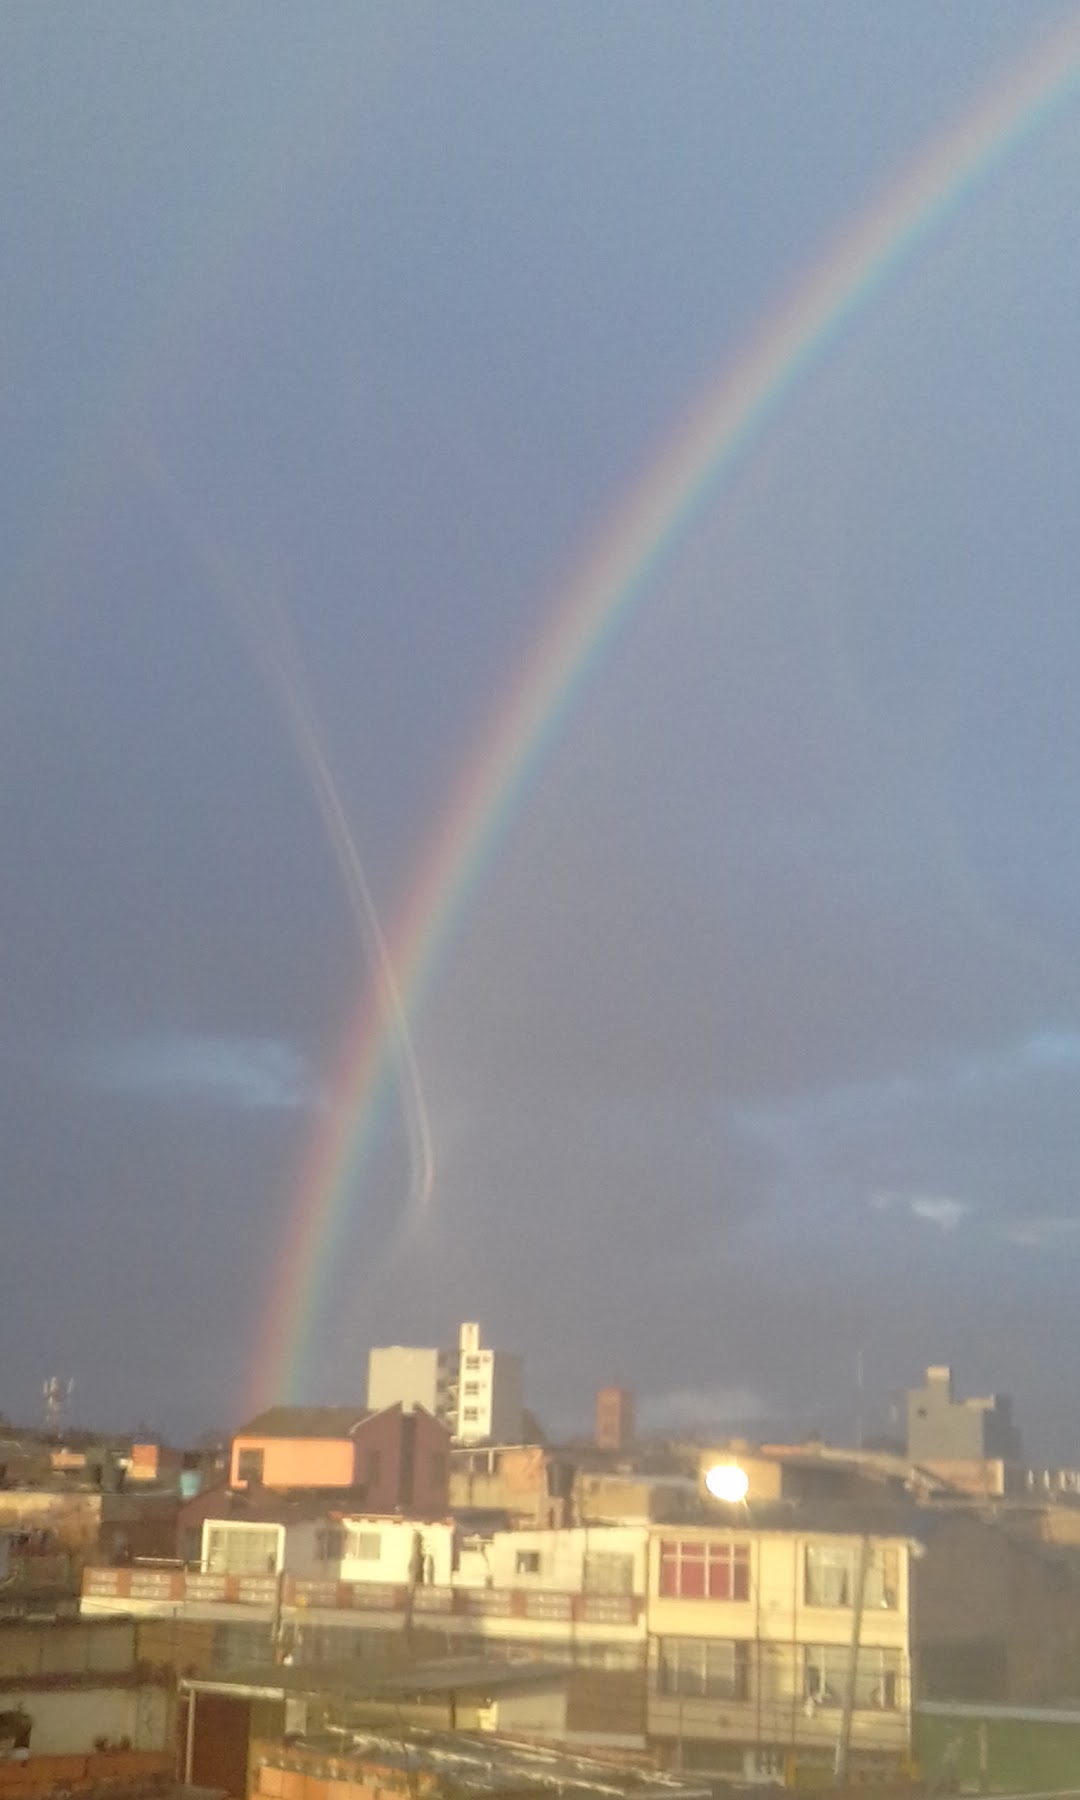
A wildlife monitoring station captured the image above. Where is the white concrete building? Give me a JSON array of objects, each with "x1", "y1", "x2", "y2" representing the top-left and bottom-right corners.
[
  {"x1": 455, "y1": 1524, "x2": 647, "y2": 1596},
  {"x1": 366, "y1": 1346, "x2": 453, "y2": 1419},
  {"x1": 366, "y1": 1321, "x2": 523, "y2": 1445},
  {"x1": 338, "y1": 1515, "x2": 456, "y2": 1587},
  {"x1": 455, "y1": 1321, "x2": 523, "y2": 1445}
]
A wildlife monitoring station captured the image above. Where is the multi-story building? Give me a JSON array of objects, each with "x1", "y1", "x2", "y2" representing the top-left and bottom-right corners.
[
  {"x1": 366, "y1": 1347, "x2": 454, "y2": 1420},
  {"x1": 596, "y1": 1387, "x2": 635, "y2": 1451},
  {"x1": 454, "y1": 1322, "x2": 523, "y2": 1444},
  {"x1": 906, "y1": 1365, "x2": 1022, "y2": 1491},
  {"x1": 646, "y1": 1514, "x2": 918, "y2": 1780},
  {"x1": 81, "y1": 1497, "x2": 921, "y2": 1776},
  {"x1": 228, "y1": 1404, "x2": 449, "y2": 1513},
  {"x1": 367, "y1": 1323, "x2": 523, "y2": 1446}
]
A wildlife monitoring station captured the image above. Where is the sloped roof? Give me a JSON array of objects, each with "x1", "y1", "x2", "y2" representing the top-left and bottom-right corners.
[{"x1": 234, "y1": 1407, "x2": 370, "y2": 1439}]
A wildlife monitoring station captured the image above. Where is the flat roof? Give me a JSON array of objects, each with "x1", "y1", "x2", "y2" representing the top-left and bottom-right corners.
[
  {"x1": 183, "y1": 1655, "x2": 572, "y2": 1703},
  {"x1": 249, "y1": 1725, "x2": 710, "y2": 1800}
]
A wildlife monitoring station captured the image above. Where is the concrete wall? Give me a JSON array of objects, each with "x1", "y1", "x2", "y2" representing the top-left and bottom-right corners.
[
  {"x1": 366, "y1": 1347, "x2": 443, "y2": 1416},
  {"x1": 454, "y1": 1350, "x2": 523, "y2": 1446},
  {"x1": 449, "y1": 1444, "x2": 557, "y2": 1526},
  {"x1": 914, "y1": 1513, "x2": 1080, "y2": 1704},
  {"x1": 12, "y1": 1685, "x2": 169, "y2": 1753},
  {"x1": 907, "y1": 1367, "x2": 1020, "y2": 1465},
  {"x1": 230, "y1": 1437, "x2": 357, "y2": 1489},
  {"x1": 401, "y1": 1407, "x2": 452, "y2": 1514},
  {"x1": 574, "y1": 1473, "x2": 694, "y2": 1524},
  {"x1": 0, "y1": 1492, "x2": 102, "y2": 1562},
  {"x1": 487, "y1": 1352, "x2": 523, "y2": 1446},
  {"x1": 474, "y1": 1525, "x2": 648, "y2": 1594},
  {"x1": 596, "y1": 1387, "x2": 634, "y2": 1451},
  {"x1": 338, "y1": 1517, "x2": 455, "y2": 1586},
  {"x1": 475, "y1": 1682, "x2": 568, "y2": 1736},
  {"x1": 0, "y1": 1618, "x2": 136, "y2": 1679}
]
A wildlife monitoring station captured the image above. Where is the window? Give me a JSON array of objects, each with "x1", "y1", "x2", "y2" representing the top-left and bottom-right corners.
[
  {"x1": 515, "y1": 1549, "x2": 542, "y2": 1575},
  {"x1": 364, "y1": 1449, "x2": 381, "y2": 1487},
  {"x1": 205, "y1": 1525, "x2": 279, "y2": 1576},
  {"x1": 804, "y1": 1645, "x2": 901, "y2": 1710},
  {"x1": 463, "y1": 1355, "x2": 481, "y2": 1370},
  {"x1": 463, "y1": 1405, "x2": 480, "y2": 1421},
  {"x1": 235, "y1": 1447, "x2": 264, "y2": 1485},
  {"x1": 658, "y1": 1539, "x2": 750, "y2": 1600},
  {"x1": 583, "y1": 1551, "x2": 635, "y2": 1594},
  {"x1": 804, "y1": 1544, "x2": 898, "y2": 1609},
  {"x1": 348, "y1": 1530, "x2": 381, "y2": 1560},
  {"x1": 315, "y1": 1527, "x2": 345, "y2": 1561},
  {"x1": 658, "y1": 1638, "x2": 750, "y2": 1700},
  {"x1": 463, "y1": 1381, "x2": 480, "y2": 1396}
]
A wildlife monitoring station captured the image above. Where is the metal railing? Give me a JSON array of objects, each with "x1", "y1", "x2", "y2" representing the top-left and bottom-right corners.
[{"x1": 81, "y1": 1566, "x2": 643, "y2": 1624}]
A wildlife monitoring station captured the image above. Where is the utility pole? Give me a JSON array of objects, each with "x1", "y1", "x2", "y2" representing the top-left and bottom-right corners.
[{"x1": 833, "y1": 1537, "x2": 871, "y2": 1785}]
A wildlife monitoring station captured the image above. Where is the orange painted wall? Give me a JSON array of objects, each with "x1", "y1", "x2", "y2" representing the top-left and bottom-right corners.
[{"x1": 230, "y1": 1438, "x2": 356, "y2": 1488}]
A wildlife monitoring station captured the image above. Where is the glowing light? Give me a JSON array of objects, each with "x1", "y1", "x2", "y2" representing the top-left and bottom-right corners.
[{"x1": 704, "y1": 1463, "x2": 750, "y2": 1504}]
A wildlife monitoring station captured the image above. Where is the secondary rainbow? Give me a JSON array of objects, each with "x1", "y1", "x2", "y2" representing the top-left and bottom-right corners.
[{"x1": 254, "y1": 18, "x2": 1080, "y2": 1406}]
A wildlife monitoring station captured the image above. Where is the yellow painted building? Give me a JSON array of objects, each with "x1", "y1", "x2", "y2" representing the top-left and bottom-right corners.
[{"x1": 646, "y1": 1519, "x2": 917, "y2": 1778}]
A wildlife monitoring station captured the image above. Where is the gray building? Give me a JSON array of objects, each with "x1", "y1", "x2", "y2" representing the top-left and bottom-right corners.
[
  {"x1": 366, "y1": 1322, "x2": 523, "y2": 1446},
  {"x1": 906, "y1": 1365, "x2": 1021, "y2": 1465}
]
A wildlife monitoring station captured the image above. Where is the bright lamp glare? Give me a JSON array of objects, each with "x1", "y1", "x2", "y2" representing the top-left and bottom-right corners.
[{"x1": 704, "y1": 1463, "x2": 749, "y2": 1503}]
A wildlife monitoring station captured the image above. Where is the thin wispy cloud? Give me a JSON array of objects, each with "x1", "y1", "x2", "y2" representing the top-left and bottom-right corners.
[
  {"x1": 68, "y1": 1031, "x2": 321, "y2": 1112},
  {"x1": 638, "y1": 1386, "x2": 769, "y2": 1431},
  {"x1": 999, "y1": 1215, "x2": 1080, "y2": 1251},
  {"x1": 739, "y1": 1030, "x2": 1080, "y2": 1149},
  {"x1": 909, "y1": 1195, "x2": 974, "y2": 1233}
]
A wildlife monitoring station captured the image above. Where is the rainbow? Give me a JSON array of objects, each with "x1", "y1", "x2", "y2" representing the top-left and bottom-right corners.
[{"x1": 253, "y1": 17, "x2": 1080, "y2": 1407}]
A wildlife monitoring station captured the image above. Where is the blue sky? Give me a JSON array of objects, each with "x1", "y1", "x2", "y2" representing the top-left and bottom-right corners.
[{"x1": 4, "y1": 3, "x2": 1080, "y2": 1451}]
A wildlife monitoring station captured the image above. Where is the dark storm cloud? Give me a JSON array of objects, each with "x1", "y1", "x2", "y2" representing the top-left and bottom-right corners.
[{"x1": 2, "y1": 3, "x2": 1080, "y2": 1449}]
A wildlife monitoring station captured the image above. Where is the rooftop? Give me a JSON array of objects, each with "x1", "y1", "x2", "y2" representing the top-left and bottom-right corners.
[
  {"x1": 186, "y1": 1655, "x2": 571, "y2": 1702},
  {"x1": 234, "y1": 1408, "x2": 372, "y2": 1440},
  {"x1": 248, "y1": 1725, "x2": 709, "y2": 1800}
]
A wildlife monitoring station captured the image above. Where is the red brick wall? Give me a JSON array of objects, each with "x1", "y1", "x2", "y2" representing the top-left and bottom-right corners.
[{"x1": 408, "y1": 1408, "x2": 451, "y2": 1513}]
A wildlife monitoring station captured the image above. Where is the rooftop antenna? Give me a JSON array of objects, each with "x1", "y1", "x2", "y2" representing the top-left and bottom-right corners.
[{"x1": 42, "y1": 1377, "x2": 74, "y2": 1434}]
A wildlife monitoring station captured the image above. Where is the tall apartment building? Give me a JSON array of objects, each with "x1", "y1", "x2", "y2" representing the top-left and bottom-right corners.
[{"x1": 367, "y1": 1321, "x2": 523, "y2": 1446}]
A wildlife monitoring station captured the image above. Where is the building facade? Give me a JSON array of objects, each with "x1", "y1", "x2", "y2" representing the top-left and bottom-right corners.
[
  {"x1": 366, "y1": 1348, "x2": 452, "y2": 1420},
  {"x1": 229, "y1": 1405, "x2": 449, "y2": 1513},
  {"x1": 367, "y1": 1323, "x2": 523, "y2": 1446},
  {"x1": 906, "y1": 1365, "x2": 1021, "y2": 1467},
  {"x1": 596, "y1": 1387, "x2": 635, "y2": 1451},
  {"x1": 82, "y1": 1507, "x2": 918, "y2": 1774},
  {"x1": 645, "y1": 1520, "x2": 916, "y2": 1779}
]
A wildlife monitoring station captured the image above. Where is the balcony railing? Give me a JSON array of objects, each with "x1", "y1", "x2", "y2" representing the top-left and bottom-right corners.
[{"x1": 81, "y1": 1567, "x2": 643, "y2": 1625}]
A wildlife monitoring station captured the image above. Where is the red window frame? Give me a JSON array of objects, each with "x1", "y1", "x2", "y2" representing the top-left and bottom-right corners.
[{"x1": 658, "y1": 1539, "x2": 750, "y2": 1600}]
